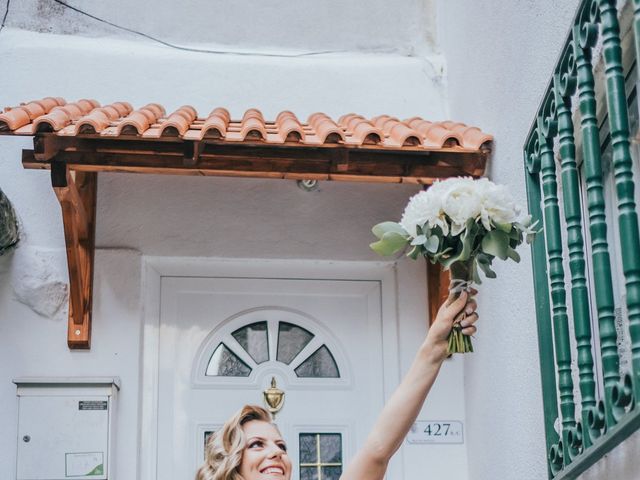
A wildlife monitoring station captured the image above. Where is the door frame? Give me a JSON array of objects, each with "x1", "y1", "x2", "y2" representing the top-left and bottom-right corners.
[{"x1": 139, "y1": 256, "x2": 403, "y2": 480}]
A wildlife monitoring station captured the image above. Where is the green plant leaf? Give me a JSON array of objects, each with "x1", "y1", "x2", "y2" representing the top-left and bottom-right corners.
[
  {"x1": 372, "y1": 222, "x2": 408, "y2": 240},
  {"x1": 496, "y1": 222, "x2": 513, "y2": 233},
  {"x1": 425, "y1": 235, "x2": 440, "y2": 253},
  {"x1": 411, "y1": 234, "x2": 427, "y2": 246},
  {"x1": 407, "y1": 245, "x2": 422, "y2": 259},
  {"x1": 370, "y1": 231, "x2": 409, "y2": 256},
  {"x1": 477, "y1": 260, "x2": 497, "y2": 278},
  {"x1": 481, "y1": 230, "x2": 509, "y2": 260},
  {"x1": 472, "y1": 259, "x2": 483, "y2": 284},
  {"x1": 507, "y1": 247, "x2": 521, "y2": 262},
  {"x1": 441, "y1": 219, "x2": 475, "y2": 267}
]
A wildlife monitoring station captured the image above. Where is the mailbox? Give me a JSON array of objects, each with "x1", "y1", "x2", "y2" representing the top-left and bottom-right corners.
[{"x1": 13, "y1": 377, "x2": 120, "y2": 480}]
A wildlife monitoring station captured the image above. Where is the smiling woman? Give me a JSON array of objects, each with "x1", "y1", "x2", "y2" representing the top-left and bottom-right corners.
[
  {"x1": 195, "y1": 292, "x2": 478, "y2": 480},
  {"x1": 195, "y1": 406, "x2": 285, "y2": 480}
]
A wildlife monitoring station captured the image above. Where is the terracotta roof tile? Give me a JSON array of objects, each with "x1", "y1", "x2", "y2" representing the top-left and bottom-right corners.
[
  {"x1": 339, "y1": 113, "x2": 385, "y2": 145},
  {"x1": 0, "y1": 97, "x2": 493, "y2": 152},
  {"x1": 195, "y1": 107, "x2": 230, "y2": 140},
  {"x1": 441, "y1": 121, "x2": 494, "y2": 150},
  {"x1": 31, "y1": 99, "x2": 99, "y2": 133},
  {"x1": 73, "y1": 102, "x2": 135, "y2": 134},
  {"x1": 156, "y1": 105, "x2": 198, "y2": 138},
  {"x1": 307, "y1": 113, "x2": 344, "y2": 144},
  {"x1": 405, "y1": 117, "x2": 463, "y2": 148},
  {"x1": 115, "y1": 103, "x2": 166, "y2": 136},
  {"x1": 275, "y1": 111, "x2": 305, "y2": 143},
  {"x1": 372, "y1": 115, "x2": 422, "y2": 147},
  {"x1": 0, "y1": 97, "x2": 65, "y2": 131}
]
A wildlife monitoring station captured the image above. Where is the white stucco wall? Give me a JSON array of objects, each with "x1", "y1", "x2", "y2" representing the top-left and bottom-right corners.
[
  {"x1": 0, "y1": 27, "x2": 466, "y2": 479},
  {"x1": 437, "y1": 1, "x2": 640, "y2": 479},
  {"x1": 6, "y1": 0, "x2": 438, "y2": 56},
  {"x1": 0, "y1": 248, "x2": 142, "y2": 478}
]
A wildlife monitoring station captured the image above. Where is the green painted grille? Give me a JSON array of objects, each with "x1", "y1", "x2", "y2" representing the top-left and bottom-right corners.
[{"x1": 524, "y1": 1, "x2": 640, "y2": 478}]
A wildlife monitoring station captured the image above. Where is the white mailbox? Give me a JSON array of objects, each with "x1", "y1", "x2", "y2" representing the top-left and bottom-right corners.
[{"x1": 13, "y1": 377, "x2": 120, "y2": 480}]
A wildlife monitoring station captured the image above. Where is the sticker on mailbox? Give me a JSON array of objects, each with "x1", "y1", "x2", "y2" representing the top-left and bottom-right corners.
[
  {"x1": 65, "y1": 452, "x2": 104, "y2": 477},
  {"x1": 78, "y1": 400, "x2": 108, "y2": 411}
]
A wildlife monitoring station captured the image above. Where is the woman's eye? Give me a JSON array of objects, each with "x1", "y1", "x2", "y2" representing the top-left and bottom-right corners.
[
  {"x1": 249, "y1": 440, "x2": 263, "y2": 448},
  {"x1": 278, "y1": 443, "x2": 288, "y2": 452}
]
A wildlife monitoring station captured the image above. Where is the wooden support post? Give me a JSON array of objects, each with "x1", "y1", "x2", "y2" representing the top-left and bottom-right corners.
[
  {"x1": 51, "y1": 161, "x2": 97, "y2": 349},
  {"x1": 427, "y1": 262, "x2": 451, "y2": 325}
]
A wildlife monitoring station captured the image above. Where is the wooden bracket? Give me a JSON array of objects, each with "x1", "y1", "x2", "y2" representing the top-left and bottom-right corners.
[
  {"x1": 427, "y1": 262, "x2": 451, "y2": 326},
  {"x1": 34, "y1": 136, "x2": 65, "y2": 161},
  {"x1": 51, "y1": 162, "x2": 97, "y2": 349}
]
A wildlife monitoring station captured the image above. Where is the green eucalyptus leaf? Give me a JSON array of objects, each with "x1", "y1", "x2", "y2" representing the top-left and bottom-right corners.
[
  {"x1": 476, "y1": 252, "x2": 491, "y2": 265},
  {"x1": 372, "y1": 222, "x2": 408, "y2": 240},
  {"x1": 407, "y1": 245, "x2": 421, "y2": 259},
  {"x1": 370, "y1": 231, "x2": 409, "y2": 256},
  {"x1": 472, "y1": 259, "x2": 483, "y2": 284},
  {"x1": 369, "y1": 232, "x2": 408, "y2": 257},
  {"x1": 481, "y1": 230, "x2": 509, "y2": 260},
  {"x1": 507, "y1": 247, "x2": 521, "y2": 262},
  {"x1": 478, "y1": 260, "x2": 497, "y2": 279},
  {"x1": 425, "y1": 235, "x2": 440, "y2": 253},
  {"x1": 411, "y1": 235, "x2": 427, "y2": 246},
  {"x1": 447, "y1": 218, "x2": 476, "y2": 264}
]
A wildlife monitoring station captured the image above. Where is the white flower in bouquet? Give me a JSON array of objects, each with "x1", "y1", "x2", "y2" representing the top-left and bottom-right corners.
[
  {"x1": 400, "y1": 187, "x2": 446, "y2": 237},
  {"x1": 477, "y1": 179, "x2": 521, "y2": 230},
  {"x1": 370, "y1": 176, "x2": 538, "y2": 354},
  {"x1": 441, "y1": 177, "x2": 483, "y2": 236}
]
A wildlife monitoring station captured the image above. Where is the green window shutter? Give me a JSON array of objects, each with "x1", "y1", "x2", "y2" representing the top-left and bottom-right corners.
[{"x1": 524, "y1": 1, "x2": 640, "y2": 477}]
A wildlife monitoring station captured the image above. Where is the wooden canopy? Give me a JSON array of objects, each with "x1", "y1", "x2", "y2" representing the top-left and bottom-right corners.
[{"x1": 1, "y1": 98, "x2": 491, "y2": 348}]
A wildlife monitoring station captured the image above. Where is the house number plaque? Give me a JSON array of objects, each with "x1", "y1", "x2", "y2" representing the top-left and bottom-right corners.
[{"x1": 407, "y1": 420, "x2": 464, "y2": 444}]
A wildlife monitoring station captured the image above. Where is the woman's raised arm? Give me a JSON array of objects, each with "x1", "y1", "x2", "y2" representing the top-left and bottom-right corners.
[{"x1": 340, "y1": 290, "x2": 478, "y2": 480}]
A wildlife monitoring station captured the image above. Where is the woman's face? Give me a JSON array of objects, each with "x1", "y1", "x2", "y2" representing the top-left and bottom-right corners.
[{"x1": 239, "y1": 420, "x2": 292, "y2": 480}]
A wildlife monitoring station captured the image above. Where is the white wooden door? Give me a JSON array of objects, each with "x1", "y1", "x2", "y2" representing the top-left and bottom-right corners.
[{"x1": 156, "y1": 276, "x2": 386, "y2": 480}]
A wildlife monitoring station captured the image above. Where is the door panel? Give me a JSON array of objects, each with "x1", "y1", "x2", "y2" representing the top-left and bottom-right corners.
[{"x1": 156, "y1": 277, "x2": 384, "y2": 480}]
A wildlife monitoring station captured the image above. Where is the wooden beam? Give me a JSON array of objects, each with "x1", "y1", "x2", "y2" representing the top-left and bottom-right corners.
[
  {"x1": 51, "y1": 162, "x2": 97, "y2": 349},
  {"x1": 22, "y1": 147, "x2": 487, "y2": 182},
  {"x1": 427, "y1": 262, "x2": 451, "y2": 326}
]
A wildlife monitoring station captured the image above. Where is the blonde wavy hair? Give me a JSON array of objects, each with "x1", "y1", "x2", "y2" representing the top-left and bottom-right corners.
[{"x1": 195, "y1": 405, "x2": 274, "y2": 480}]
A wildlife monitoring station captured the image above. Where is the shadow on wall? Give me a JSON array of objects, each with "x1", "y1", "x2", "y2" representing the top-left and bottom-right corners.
[{"x1": 0, "y1": 191, "x2": 68, "y2": 320}]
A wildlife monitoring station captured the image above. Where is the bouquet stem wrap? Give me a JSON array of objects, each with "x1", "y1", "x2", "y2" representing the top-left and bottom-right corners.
[{"x1": 448, "y1": 261, "x2": 474, "y2": 354}]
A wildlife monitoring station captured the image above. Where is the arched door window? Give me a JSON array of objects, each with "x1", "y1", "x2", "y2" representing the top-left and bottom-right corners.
[{"x1": 193, "y1": 308, "x2": 349, "y2": 387}]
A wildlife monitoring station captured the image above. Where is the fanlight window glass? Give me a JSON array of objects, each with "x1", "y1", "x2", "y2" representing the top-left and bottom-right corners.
[
  {"x1": 232, "y1": 321, "x2": 269, "y2": 364},
  {"x1": 277, "y1": 322, "x2": 314, "y2": 364},
  {"x1": 205, "y1": 321, "x2": 340, "y2": 378},
  {"x1": 295, "y1": 345, "x2": 339, "y2": 378},
  {"x1": 206, "y1": 343, "x2": 251, "y2": 377}
]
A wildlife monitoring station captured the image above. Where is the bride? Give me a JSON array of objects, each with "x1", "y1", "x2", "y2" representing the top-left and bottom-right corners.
[{"x1": 196, "y1": 290, "x2": 478, "y2": 480}]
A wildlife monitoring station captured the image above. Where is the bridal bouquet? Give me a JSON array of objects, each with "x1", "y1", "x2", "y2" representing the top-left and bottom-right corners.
[{"x1": 370, "y1": 177, "x2": 537, "y2": 353}]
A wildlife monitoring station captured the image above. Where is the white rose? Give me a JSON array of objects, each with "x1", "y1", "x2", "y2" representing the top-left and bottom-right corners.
[
  {"x1": 399, "y1": 189, "x2": 446, "y2": 237},
  {"x1": 479, "y1": 181, "x2": 519, "y2": 229},
  {"x1": 440, "y1": 177, "x2": 482, "y2": 235}
]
